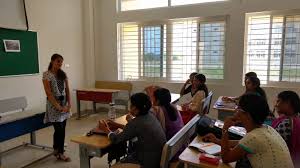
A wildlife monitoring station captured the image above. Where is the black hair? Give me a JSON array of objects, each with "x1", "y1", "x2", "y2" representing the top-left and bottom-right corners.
[
  {"x1": 194, "y1": 73, "x2": 208, "y2": 97},
  {"x1": 239, "y1": 93, "x2": 270, "y2": 125},
  {"x1": 154, "y1": 88, "x2": 178, "y2": 121},
  {"x1": 245, "y1": 72, "x2": 257, "y2": 78},
  {"x1": 130, "y1": 93, "x2": 152, "y2": 116},
  {"x1": 247, "y1": 76, "x2": 266, "y2": 100},
  {"x1": 278, "y1": 91, "x2": 300, "y2": 115},
  {"x1": 189, "y1": 72, "x2": 198, "y2": 78},
  {"x1": 48, "y1": 53, "x2": 67, "y2": 80}
]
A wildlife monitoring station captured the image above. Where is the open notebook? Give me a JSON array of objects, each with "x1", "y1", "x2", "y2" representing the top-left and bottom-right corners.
[{"x1": 189, "y1": 140, "x2": 221, "y2": 155}]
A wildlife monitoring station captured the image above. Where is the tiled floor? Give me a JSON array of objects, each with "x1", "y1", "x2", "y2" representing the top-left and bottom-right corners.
[{"x1": 1, "y1": 109, "x2": 125, "y2": 168}]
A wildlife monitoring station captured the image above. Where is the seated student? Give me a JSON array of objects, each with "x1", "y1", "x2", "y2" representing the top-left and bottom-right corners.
[
  {"x1": 223, "y1": 76, "x2": 266, "y2": 103},
  {"x1": 98, "y1": 93, "x2": 166, "y2": 168},
  {"x1": 203, "y1": 94, "x2": 294, "y2": 168},
  {"x1": 152, "y1": 88, "x2": 184, "y2": 140},
  {"x1": 180, "y1": 72, "x2": 198, "y2": 96},
  {"x1": 223, "y1": 72, "x2": 257, "y2": 102},
  {"x1": 180, "y1": 74, "x2": 208, "y2": 124},
  {"x1": 272, "y1": 91, "x2": 300, "y2": 167}
]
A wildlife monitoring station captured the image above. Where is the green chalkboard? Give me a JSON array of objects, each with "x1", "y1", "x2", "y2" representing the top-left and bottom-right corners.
[{"x1": 0, "y1": 28, "x2": 39, "y2": 76}]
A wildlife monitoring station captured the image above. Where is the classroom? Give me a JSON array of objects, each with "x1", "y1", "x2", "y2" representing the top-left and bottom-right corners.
[{"x1": 0, "y1": 0, "x2": 300, "y2": 168}]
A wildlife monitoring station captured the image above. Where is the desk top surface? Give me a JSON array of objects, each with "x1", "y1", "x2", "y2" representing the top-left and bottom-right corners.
[
  {"x1": 76, "y1": 88, "x2": 121, "y2": 93},
  {"x1": 179, "y1": 136, "x2": 235, "y2": 168},
  {"x1": 213, "y1": 96, "x2": 236, "y2": 112},
  {"x1": 71, "y1": 134, "x2": 111, "y2": 148},
  {"x1": 71, "y1": 115, "x2": 128, "y2": 148},
  {"x1": 0, "y1": 110, "x2": 44, "y2": 125}
]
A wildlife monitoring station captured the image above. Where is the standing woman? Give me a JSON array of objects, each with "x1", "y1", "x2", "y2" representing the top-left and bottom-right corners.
[{"x1": 42, "y1": 54, "x2": 71, "y2": 161}]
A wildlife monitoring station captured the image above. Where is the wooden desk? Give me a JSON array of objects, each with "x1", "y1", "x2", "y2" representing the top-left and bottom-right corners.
[
  {"x1": 71, "y1": 115, "x2": 128, "y2": 168},
  {"x1": 76, "y1": 88, "x2": 120, "y2": 119},
  {"x1": 213, "y1": 96, "x2": 236, "y2": 121},
  {"x1": 179, "y1": 136, "x2": 235, "y2": 168}
]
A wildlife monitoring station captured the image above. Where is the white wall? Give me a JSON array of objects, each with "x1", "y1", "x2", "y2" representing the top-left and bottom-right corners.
[
  {"x1": 0, "y1": 0, "x2": 27, "y2": 30},
  {"x1": 94, "y1": 0, "x2": 300, "y2": 118},
  {"x1": 0, "y1": 0, "x2": 86, "y2": 113}
]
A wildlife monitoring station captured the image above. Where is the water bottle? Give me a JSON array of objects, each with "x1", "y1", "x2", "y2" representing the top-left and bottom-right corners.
[{"x1": 108, "y1": 103, "x2": 116, "y2": 120}]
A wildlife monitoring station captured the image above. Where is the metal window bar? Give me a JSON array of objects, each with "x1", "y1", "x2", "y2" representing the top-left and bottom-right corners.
[{"x1": 118, "y1": 18, "x2": 226, "y2": 81}]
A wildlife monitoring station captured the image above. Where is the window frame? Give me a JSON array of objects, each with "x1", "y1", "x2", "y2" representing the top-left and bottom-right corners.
[
  {"x1": 118, "y1": 16, "x2": 228, "y2": 83},
  {"x1": 118, "y1": 0, "x2": 229, "y2": 12},
  {"x1": 244, "y1": 9, "x2": 300, "y2": 87}
]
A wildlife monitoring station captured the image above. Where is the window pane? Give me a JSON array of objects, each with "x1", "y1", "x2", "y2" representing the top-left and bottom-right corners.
[
  {"x1": 170, "y1": 19, "x2": 198, "y2": 81},
  {"x1": 171, "y1": 0, "x2": 227, "y2": 6},
  {"x1": 118, "y1": 17, "x2": 226, "y2": 81},
  {"x1": 198, "y1": 22, "x2": 225, "y2": 79},
  {"x1": 121, "y1": 0, "x2": 168, "y2": 11},
  {"x1": 282, "y1": 15, "x2": 300, "y2": 82},
  {"x1": 142, "y1": 26, "x2": 164, "y2": 77},
  {"x1": 119, "y1": 23, "x2": 139, "y2": 80},
  {"x1": 245, "y1": 14, "x2": 300, "y2": 84},
  {"x1": 245, "y1": 15, "x2": 271, "y2": 84}
]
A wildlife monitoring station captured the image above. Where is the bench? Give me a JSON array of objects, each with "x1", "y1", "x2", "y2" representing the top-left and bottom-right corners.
[
  {"x1": 0, "y1": 96, "x2": 52, "y2": 167},
  {"x1": 95, "y1": 81, "x2": 132, "y2": 112},
  {"x1": 160, "y1": 115, "x2": 201, "y2": 168}
]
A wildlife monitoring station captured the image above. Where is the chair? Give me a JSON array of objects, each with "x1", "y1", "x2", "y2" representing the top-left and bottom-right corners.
[
  {"x1": 199, "y1": 91, "x2": 213, "y2": 115},
  {"x1": 160, "y1": 114, "x2": 201, "y2": 168}
]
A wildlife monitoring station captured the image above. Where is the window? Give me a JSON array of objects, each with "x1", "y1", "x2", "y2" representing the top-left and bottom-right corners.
[
  {"x1": 120, "y1": 0, "x2": 168, "y2": 11},
  {"x1": 171, "y1": 0, "x2": 227, "y2": 6},
  {"x1": 119, "y1": 0, "x2": 228, "y2": 11},
  {"x1": 244, "y1": 14, "x2": 300, "y2": 84},
  {"x1": 118, "y1": 17, "x2": 226, "y2": 81}
]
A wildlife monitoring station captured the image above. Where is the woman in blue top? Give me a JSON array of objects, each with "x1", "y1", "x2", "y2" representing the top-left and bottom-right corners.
[{"x1": 42, "y1": 54, "x2": 71, "y2": 162}]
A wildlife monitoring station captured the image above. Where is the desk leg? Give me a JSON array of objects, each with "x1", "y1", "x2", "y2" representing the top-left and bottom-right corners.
[
  {"x1": 30, "y1": 132, "x2": 36, "y2": 145},
  {"x1": 79, "y1": 144, "x2": 91, "y2": 168},
  {"x1": 93, "y1": 102, "x2": 96, "y2": 114},
  {"x1": 77, "y1": 98, "x2": 81, "y2": 120}
]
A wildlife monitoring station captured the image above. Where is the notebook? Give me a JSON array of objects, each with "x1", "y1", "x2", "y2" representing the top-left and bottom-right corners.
[{"x1": 189, "y1": 141, "x2": 221, "y2": 155}]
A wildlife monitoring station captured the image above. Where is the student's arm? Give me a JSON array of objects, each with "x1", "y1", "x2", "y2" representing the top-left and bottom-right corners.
[
  {"x1": 43, "y1": 79, "x2": 63, "y2": 112},
  {"x1": 64, "y1": 79, "x2": 71, "y2": 111},
  {"x1": 180, "y1": 80, "x2": 190, "y2": 96},
  {"x1": 221, "y1": 117, "x2": 247, "y2": 163},
  {"x1": 109, "y1": 120, "x2": 137, "y2": 144},
  {"x1": 202, "y1": 133, "x2": 239, "y2": 147}
]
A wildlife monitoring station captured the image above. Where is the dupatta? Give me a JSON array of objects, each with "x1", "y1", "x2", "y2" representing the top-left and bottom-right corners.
[{"x1": 272, "y1": 115, "x2": 300, "y2": 166}]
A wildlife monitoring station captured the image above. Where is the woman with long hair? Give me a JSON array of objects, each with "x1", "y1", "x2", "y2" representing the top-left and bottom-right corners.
[
  {"x1": 272, "y1": 91, "x2": 300, "y2": 167},
  {"x1": 153, "y1": 88, "x2": 184, "y2": 140},
  {"x1": 42, "y1": 54, "x2": 71, "y2": 161}
]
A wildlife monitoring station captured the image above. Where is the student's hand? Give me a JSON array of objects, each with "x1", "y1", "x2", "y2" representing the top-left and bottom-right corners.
[
  {"x1": 185, "y1": 79, "x2": 191, "y2": 85},
  {"x1": 98, "y1": 120, "x2": 111, "y2": 134},
  {"x1": 203, "y1": 133, "x2": 218, "y2": 144},
  {"x1": 62, "y1": 106, "x2": 69, "y2": 113},
  {"x1": 222, "y1": 96, "x2": 233, "y2": 102},
  {"x1": 223, "y1": 117, "x2": 239, "y2": 130},
  {"x1": 126, "y1": 114, "x2": 134, "y2": 122}
]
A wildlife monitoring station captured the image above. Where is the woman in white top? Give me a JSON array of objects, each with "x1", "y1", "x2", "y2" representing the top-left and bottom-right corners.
[
  {"x1": 180, "y1": 74, "x2": 208, "y2": 124},
  {"x1": 42, "y1": 54, "x2": 71, "y2": 162},
  {"x1": 203, "y1": 93, "x2": 293, "y2": 168}
]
